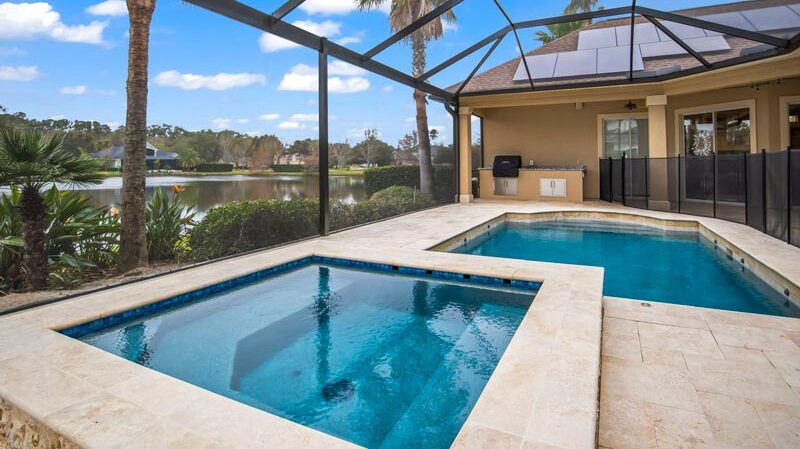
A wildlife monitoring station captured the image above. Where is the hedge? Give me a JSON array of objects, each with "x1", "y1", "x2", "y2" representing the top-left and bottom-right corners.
[
  {"x1": 363, "y1": 165, "x2": 455, "y2": 204},
  {"x1": 195, "y1": 163, "x2": 234, "y2": 172},
  {"x1": 188, "y1": 186, "x2": 434, "y2": 260},
  {"x1": 188, "y1": 198, "x2": 318, "y2": 260},
  {"x1": 271, "y1": 164, "x2": 306, "y2": 173}
]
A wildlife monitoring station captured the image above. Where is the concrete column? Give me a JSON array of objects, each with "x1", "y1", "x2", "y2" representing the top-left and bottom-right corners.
[
  {"x1": 647, "y1": 95, "x2": 668, "y2": 158},
  {"x1": 458, "y1": 107, "x2": 473, "y2": 203},
  {"x1": 646, "y1": 95, "x2": 671, "y2": 211}
]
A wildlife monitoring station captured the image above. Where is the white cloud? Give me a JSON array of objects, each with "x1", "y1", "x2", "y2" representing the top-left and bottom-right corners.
[
  {"x1": 329, "y1": 77, "x2": 370, "y2": 93},
  {"x1": 290, "y1": 113, "x2": 318, "y2": 122},
  {"x1": 299, "y1": 0, "x2": 357, "y2": 15},
  {"x1": 0, "y1": 2, "x2": 107, "y2": 44},
  {"x1": 259, "y1": 113, "x2": 280, "y2": 121},
  {"x1": 236, "y1": 118, "x2": 250, "y2": 124},
  {"x1": 382, "y1": 85, "x2": 393, "y2": 93},
  {"x1": 259, "y1": 20, "x2": 340, "y2": 52},
  {"x1": 60, "y1": 85, "x2": 87, "y2": 95},
  {"x1": 329, "y1": 60, "x2": 365, "y2": 76},
  {"x1": 335, "y1": 35, "x2": 361, "y2": 46},
  {"x1": 211, "y1": 118, "x2": 232, "y2": 129},
  {"x1": 0, "y1": 46, "x2": 25, "y2": 56},
  {"x1": 278, "y1": 63, "x2": 369, "y2": 94},
  {"x1": 49, "y1": 114, "x2": 65, "y2": 120},
  {"x1": 106, "y1": 121, "x2": 121, "y2": 128},
  {"x1": 0, "y1": 65, "x2": 39, "y2": 81},
  {"x1": 430, "y1": 125, "x2": 447, "y2": 135},
  {"x1": 86, "y1": 0, "x2": 127, "y2": 17},
  {"x1": 154, "y1": 70, "x2": 266, "y2": 91},
  {"x1": 277, "y1": 121, "x2": 305, "y2": 130}
]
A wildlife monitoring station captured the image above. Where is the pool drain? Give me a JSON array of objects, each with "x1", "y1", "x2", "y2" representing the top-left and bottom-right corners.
[{"x1": 322, "y1": 379, "x2": 355, "y2": 402}]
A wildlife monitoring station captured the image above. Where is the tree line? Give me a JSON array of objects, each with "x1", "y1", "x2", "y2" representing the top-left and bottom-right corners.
[{"x1": 0, "y1": 105, "x2": 453, "y2": 171}]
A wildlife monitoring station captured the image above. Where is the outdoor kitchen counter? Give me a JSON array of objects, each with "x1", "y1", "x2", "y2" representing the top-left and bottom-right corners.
[{"x1": 478, "y1": 166, "x2": 585, "y2": 202}]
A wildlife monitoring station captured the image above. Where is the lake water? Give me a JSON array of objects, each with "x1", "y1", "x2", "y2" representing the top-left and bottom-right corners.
[{"x1": 1, "y1": 175, "x2": 366, "y2": 215}]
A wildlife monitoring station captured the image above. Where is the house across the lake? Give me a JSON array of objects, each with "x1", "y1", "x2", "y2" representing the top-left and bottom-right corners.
[{"x1": 90, "y1": 142, "x2": 180, "y2": 170}]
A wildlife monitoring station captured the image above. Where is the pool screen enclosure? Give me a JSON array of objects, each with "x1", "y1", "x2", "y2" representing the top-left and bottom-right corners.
[{"x1": 182, "y1": 0, "x2": 800, "y2": 235}]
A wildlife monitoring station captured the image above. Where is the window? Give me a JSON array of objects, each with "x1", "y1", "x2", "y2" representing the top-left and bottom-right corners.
[
  {"x1": 602, "y1": 118, "x2": 648, "y2": 158},
  {"x1": 682, "y1": 107, "x2": 750, "y2": 156},
  {"x1": 789, "y1": 103, "x2": 800, "y2": 150}
]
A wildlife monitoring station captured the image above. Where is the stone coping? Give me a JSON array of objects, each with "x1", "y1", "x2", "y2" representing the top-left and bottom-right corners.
[
  {"x1": 427, "y1": 208, "x2": 800, "y2": 307},
  {"x1": 0, "y1": 236, "x2": 604, "y2": 449},
  {"x1": 2, "y1": 200, "x2": 797, "y2": 449}
]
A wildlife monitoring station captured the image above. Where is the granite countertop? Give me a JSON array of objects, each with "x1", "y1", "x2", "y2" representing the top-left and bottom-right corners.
[{"x1": 479, "y1": 165, "x2": 586, "y2": 171}]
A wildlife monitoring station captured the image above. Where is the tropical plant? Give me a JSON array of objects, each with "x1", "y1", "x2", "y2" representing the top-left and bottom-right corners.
[
  {"x1": 0, "y1": 189, "x2": 22, "y2": 291},
  {"x1": 0, "y1": 187, "x2": 119, "y2": 291},
  {"x1": 178, "y1": 147, "x2": 201, "y2": 171},
  {"x1": 0, "y1": 127, "x2": 103, "y2": 289},
  {"x1": 145, "y1": 189, "x2": 196, "y2": 262},
  {"x1": 536, "y1": 0, "x2": 600, "y2": 44},
  {"x1": 564, "y1": 0, "x2": 599, "y2": 15},
  {"x1": 121, "y1": 0, "x2": 157, "y2": 273},
  {"x1": 356, "y1": 0, "x2": 456, "y2": 196},
  {"x1": 535, "y1": 20, "x2": 587, "y2": 44}
]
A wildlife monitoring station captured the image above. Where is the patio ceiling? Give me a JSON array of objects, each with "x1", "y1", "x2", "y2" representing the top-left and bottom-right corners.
[{"x1": 183, "y1": 0, "x2": 800, "y2": 101}]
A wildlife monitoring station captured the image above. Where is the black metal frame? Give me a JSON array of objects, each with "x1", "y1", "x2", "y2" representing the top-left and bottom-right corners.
[
  {"x1": 185, "y1": 0, "x2": 798, "y2": 102},
  {"x1": 182, "y1": 0, "x2": 800, "y2": 234}
]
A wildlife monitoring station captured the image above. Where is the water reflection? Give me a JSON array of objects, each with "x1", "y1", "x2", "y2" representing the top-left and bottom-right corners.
[{"x1": 1, "y1": 175, "x2": 366, "y2": 216}]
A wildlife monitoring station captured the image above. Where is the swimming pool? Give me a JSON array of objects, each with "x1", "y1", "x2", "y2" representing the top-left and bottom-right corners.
[
  {"x1": 64, "y1": 258, "x2": 536, "y2": 449},
  {"x1": 452, "y1": 220, "x2": 798, "y2": 317}
]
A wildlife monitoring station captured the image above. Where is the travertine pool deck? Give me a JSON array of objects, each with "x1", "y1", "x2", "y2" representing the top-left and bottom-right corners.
[{"x1": 0, "y1": 200, "x2": 798, "y2": 449}]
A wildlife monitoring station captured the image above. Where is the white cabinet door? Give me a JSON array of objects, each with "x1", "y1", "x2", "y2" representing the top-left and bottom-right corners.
[
  {"x1": 552, "y1": 178, "x2": 567, "y2": 197},
  {"x1": 540, "y1": 178, "x2": 567, "y2": 198}
]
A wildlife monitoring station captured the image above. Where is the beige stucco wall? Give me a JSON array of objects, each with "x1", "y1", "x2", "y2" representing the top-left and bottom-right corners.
[{"x1": 477, "y1": 78, "x2": 800, "y2": 200}]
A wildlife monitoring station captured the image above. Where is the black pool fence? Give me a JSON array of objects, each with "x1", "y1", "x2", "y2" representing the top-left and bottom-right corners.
[{"x1": 599, "y1": 149, "x2": 800, "y2": 248}]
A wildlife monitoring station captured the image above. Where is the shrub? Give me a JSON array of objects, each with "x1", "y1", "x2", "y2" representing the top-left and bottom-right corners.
[
  {"x1": 363, "y1": 165, "x2": 455, "y2": 203},
  {"x1": 188, "y1": 199, "x2": 318, "y2": 260},
  {"x1": 195, "y1": 163, "x2": 234, "y2": 172},
  {"x1": 0, "y1": 187, "x2": 119, "y2": 291},
  {"x1": 363, "y1": 165, "x2": 418, "y2": 197},
  {"x1": 331, "y1": 186, "x2": 433, "y2": 230},
  {"x1": 146, "y1": 190, "x2": 196, "y2": 262},
  {"x1": 271, "y1": 164, "x2": 306, "y2": 173}
]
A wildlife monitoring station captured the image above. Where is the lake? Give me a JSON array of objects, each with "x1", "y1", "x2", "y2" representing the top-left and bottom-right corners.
[{"x1": 1, "y1": 175, "x2": 366, "y2": 215}]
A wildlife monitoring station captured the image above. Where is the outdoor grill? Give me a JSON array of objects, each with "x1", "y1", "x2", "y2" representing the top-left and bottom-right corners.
[{"x1": 492, "y1": 155, "x2": 522, "y2": 178}]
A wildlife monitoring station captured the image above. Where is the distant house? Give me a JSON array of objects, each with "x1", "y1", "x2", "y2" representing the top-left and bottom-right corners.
[
  {"x1": 274, "y1": 153, "x2": 307, "y2": 165},
  {"x1": 90, "y1": 142, "x2": 180, "y2": 170}
]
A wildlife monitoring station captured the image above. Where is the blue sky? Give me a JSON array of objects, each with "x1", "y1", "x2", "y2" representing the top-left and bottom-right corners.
[{"x1": 0, "y1": 0, "x2": 714, "y2": 145}]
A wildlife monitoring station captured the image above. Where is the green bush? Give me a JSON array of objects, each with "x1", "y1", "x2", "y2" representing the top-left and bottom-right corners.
[
  {"x1": 195, "y1": 163, "x2": 234, "y2": 172},
  {"x1": 0, "y1": 187, "x2": 119, "y2": 291},
  {"x1": 146, "y1": 190, "x2": 196, "y2": 262},
  {"x1": 363, "y1": 165, "x2": 455, "y2": 203},
  {"x1": 188, "y1": 186, "x2": 436, "y2": 258},
  {"x1": 331, "y1": 186, "x2": 433, "y2": 231},
  {"x1": 188, "y1": 199, "x2": 319, "y2": 260},
  {"x1": 271, "y1": 164, "x2": 306, "y2": 173}
]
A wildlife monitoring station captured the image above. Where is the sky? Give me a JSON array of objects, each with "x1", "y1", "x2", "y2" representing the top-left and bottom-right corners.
[{"x1": 0, "y1": 0, "x2": 717, "y2": 146}]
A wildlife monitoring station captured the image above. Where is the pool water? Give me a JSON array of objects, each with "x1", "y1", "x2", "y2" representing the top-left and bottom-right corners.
[
  {"x1": 73, "y1": 263, "x2": 534, "y2": 449},
  {"x1": 453, "y1": 220, "x2": 797, "y2": 317}
]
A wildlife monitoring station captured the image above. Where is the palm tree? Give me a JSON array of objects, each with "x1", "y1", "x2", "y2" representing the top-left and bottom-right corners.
[
  {"x1": 535, "y1": 0, "x2": 601, "y2": 45},
  {"x1": 356, "y1": 0, "x2": 455, "y2": 196},
  {"x1": 535, "y1": 21, "x2": 586, "y2": 44},
  {"x1": 121, "y1": 0, "x2": 157, "y2": 272},
  {"x1": 564, "y1": 0, "x2": 599, "y2": 15},
  {"x1": 0, "y1": 127, "x2": 103, "y2": 289},
  {"x1": 178, "y1": 148, "x2": 201, "y2": 171}
]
